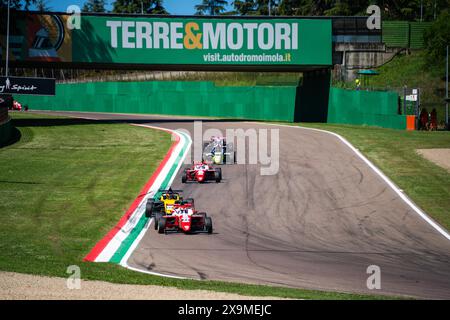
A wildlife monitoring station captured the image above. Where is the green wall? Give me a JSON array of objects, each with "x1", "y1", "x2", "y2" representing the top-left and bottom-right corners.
[
  {"x1": 17, "y1": 81, "x2": 297, "y2": 122},
  {"x1": 328, "y1": 87, "x2": 406, "y2": 129},
  {"x1": 382, "y1": 21, "x2": 432, "y2": 49},
  {"x1": 17, "y1": 81, "x2": 406, "y2": 130}
]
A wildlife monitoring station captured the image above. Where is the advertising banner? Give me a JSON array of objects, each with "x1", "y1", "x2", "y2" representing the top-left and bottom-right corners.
[
  {"x1": 0, "y1": 76, "x2": 56, "y2": 95},
  {"x1": 1, "y1": 12, "x2": 332, "y2": 68}
]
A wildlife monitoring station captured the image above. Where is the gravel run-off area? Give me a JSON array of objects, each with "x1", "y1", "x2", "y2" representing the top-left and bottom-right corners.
[
  {"x1": 0, "y1": 272, "x2": 288, "y2": 300},
  {"x1": 416, "y1": 149, "x2": 450, "y2": 173}
]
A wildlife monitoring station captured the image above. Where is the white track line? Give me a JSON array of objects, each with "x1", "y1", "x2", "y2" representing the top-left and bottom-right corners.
[
  {"x1": 120, "y1": 128, "x2": 192, "y2": 279},
  {"x1": 258, "y1": 122, "x2": 450, "y2": 241},
  {"x1": 41, "y1": 110, "x2": 450, "y2": 264},
  {"x1": 50, "y1": 112, "x2": 193, "y2": 278},
  {"x1": 95, "y1": 126, "x2": 187, "y2": 262}
]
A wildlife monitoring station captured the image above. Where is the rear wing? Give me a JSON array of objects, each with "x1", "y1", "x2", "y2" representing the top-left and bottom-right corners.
[{"x1": 158, "y1": 188, "x2": 183, "y2": 193}]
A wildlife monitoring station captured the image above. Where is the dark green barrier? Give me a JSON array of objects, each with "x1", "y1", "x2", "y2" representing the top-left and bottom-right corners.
[
  {"x1": 17, "y1": 81, "x2": 407, "y2": 129},
  {"x1": 0, "y1": 117, "x2": 12, "y2": 146},
  {"x1": 383, "y1": 21, "x2": 432, "y2": 49},
  {"x1": 328, "y1": 88, "x2": 406, "y2": 129},
  {"x1": 409, "y1": 22, "x2": 432, "y2": 50},
  {"x1": 17, "y1": 81, "x2": 297, "y2": 122}
]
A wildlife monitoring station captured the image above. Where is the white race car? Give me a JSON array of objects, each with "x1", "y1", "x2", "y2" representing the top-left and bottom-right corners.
[{"x1": 202, "y1": 136, "x2": 235, "y2": 165}]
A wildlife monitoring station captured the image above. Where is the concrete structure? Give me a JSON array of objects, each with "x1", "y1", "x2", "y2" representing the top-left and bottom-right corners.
[{"x1": 333, "y1": 43, "x2": 402, "y2": 82}]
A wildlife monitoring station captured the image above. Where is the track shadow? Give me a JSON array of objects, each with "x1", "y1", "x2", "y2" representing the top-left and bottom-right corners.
[{"x1": 0, "y1": 126, "x2": 22, "y2": 148}]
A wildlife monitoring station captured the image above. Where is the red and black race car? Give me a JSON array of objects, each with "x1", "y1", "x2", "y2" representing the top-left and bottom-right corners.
[
  {"x1": 181, "y1": 161, "x2": 222, "y2": 183},
  {"x1": 156, "y1": 202, "x2": 213, "y2": 234}
]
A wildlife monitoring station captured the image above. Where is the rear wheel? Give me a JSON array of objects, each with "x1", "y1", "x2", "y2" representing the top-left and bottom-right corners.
[
  {"x1": 154, "y1": 212, "x2": 162, "y2": 230},
  {"x1": 158, "y1": 218, "x2": 166, "y2": 234},
  {"x1": 215, "y1": 168, "x2": 222, "y2": 182},
  {"x1": 205, "y1": 217, "x2": 213, "y2": 234}
]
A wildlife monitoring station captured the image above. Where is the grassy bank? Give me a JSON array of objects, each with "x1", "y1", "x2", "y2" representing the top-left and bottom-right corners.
[
  {"x1": 293, "y1": 123, "x2": 450, "y2": 231},
  {"x1": 0, "y1": 113, "x2": 395, "y2": 300},
  {"x1": 335, "y1": 51, "x2": 448, "y2": 122}
]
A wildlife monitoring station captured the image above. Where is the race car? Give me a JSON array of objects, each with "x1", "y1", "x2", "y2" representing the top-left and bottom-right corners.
[
  {"x1": 202, "y1": 136, "x2": 235, "y2": 165},
  {"x1": 153, "y1": 198, "x2": 195, "y2": 230},
  {"x1": 181, "y1": 161, "x2": 222, "y2": 183},
  {"x1": 12, "y1": 101, "x2": 22, "y2": 111},
  {"x1": 144, "y1": 188, "x2": 193, "y2": 218},
  {"x1": 156, "y1": 203, "x2": 213, "y2": 234}
]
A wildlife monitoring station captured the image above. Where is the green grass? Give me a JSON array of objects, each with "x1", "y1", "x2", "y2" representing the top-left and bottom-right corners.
[
  {"x1": 0, "y1": 112, "x2": 399, "y2": 300},
  {"x1": 288, "y1": 122, "x2": 450, "y2": 231}
]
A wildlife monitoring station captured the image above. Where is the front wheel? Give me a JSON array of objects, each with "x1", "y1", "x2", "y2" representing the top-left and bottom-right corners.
[
  {"x1": 205, "y1": 217, "x2": 213, "y2": 234},
  {"x1": 181, "y1": 172, "x2": 187, "y2": 183},
  {"x1": 145, "y1": 199, "x2": 154, "y2": 218}
]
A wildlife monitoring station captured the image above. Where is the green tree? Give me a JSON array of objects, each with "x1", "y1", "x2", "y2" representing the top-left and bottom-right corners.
[
  {"x1": 0, "y1": 0, "x2": 36, "y2": 10},
  {"x1": 82, "y1": 0, "x2": 107, "y2": 12},
  {"x1": 195, "y1": 0, "x2": 229, "y2": 15},
  {"x1": 35, "y1": 0, "x2": 51, "y2": 11},
  {"x1": 276, "y1": 0, "x2": 332, "y2": 16},
  {"x1": 151, "y1": 0, "x2": 169, "y2": 14},
  {"x1": 424, "y1": 9, "x2": 450, "y2": 69},
  {"x1": 233, "y1": 0, "x2": 256, "y2": 15},
  {"x1": 112, "y1": 0, "x2": 169, "y2": 14},
  {"x1": 233, "y1": 0, "x2": 282, "y2": 16},
  {"x1": 377, "y1": 0, "x2": 450, "y2": 21},
  {"x1": 277, "y1": 0, "x2": 369, "y2": 16},
  {"x1": 254, "y1": 0, "x2": 279, "y2": 15}
]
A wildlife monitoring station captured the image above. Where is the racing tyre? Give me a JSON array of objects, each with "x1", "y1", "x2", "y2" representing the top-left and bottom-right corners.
[
  {"x1": 158, "y1": 218, "x2": 166, "y2": 234},
  {"x1": 181, "y1": 172, "x2": 187, "y2": 183},
  {"x1": 145, "y1": 199, "x2": 154, "y2": 218},
  {"x1": 205, "y1": 217, "x2": 213, "y2": 234},
  {"x1": 154, "y1": 212, "x2": 162, "y2": 230},
  {"x1": 214, "y1": 169, "x2": 221, "y2": 183}
]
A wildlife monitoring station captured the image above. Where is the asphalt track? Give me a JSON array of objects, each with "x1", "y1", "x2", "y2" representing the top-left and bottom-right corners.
[{"x1": 34, "y1": 111, "x2": 450, "y2": 299}]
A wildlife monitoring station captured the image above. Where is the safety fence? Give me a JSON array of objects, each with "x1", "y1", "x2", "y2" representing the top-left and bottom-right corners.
[
  {"x1": 382, "y1": 21, "x2": 432, "y2": 49},
  {"x1": 16, "y1": 81, "x2": 407, "y2": 129},
  {"x1": 328, "y1": 87, "x2": 406, "y2": 129},
  {"x1": 17, "y1": 81, "x2": 298, "y2": 122}
]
